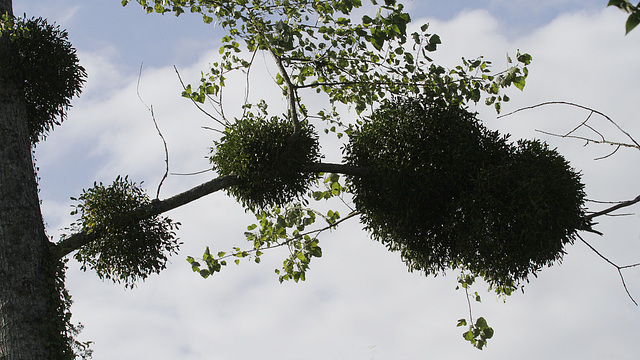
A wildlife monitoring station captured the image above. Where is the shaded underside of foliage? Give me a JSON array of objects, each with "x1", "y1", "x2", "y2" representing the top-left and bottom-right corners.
[{"x1": 345, "y1": 97, "x2": 586, "y2": 287}]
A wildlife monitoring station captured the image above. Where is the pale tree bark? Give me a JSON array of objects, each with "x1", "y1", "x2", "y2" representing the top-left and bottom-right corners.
[{"x1": 0, "y1": 0, "x2": 55, "y2": 358}]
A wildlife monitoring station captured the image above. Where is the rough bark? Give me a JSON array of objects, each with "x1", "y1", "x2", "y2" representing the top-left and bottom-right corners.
[{"x1": 0, "y1": 1, "x2": 54, "y2": 358}]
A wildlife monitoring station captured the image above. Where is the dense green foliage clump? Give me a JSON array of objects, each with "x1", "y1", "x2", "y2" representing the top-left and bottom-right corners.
[
  {"x1": 210, "y1": 116, "x2": 321, "y2": 209},
  {"x1": 44, "y1": 258, "x2": 92, "y2": 360},
  {"x1": 70, "y1": 176, "x2": 181, "y2": 288},
  {"x1": 1, "y1": 15, "x2": 86, "y2": 144},
  {"x1": 344, "y1": 97, "x2": 586, "y2": 287}
]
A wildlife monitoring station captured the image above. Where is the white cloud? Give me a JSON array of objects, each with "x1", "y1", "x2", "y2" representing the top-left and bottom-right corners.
[{"x1": 34, "y1": 5, "x2": 640, "y2": 360}]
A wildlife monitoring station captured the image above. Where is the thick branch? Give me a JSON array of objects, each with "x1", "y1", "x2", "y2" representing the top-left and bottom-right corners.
[
  {"x1": 54, "y1": 163, "x2": 371, "y2": 258},
  {"x1": 303, "y1": 162, "x2": 373, "y2": 177},
  {"x1": 585, "y1": 194, "x2": 640, "y2": 221},
  {"x1": 54, "y1": 174, "x2": 241, "y2": 258}
]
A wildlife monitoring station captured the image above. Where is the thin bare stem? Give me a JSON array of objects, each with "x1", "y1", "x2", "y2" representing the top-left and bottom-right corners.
[
  {"x1": 498, "y1": 101, "x2": 640, "y2": 149},
  {"x1": 137, "y1": 63, "x2": 169, "y2": 199},
  {"x1": 535, "y1": 129, "x2": 637, "y2": 151},
  {"x1": 465, "y1": 287, "x2": 474, "y2": 324},
  {"x1": 240, "y1": 49, "x2": 259, "y2": 121},
  {"x1": 170, "y1": 169, "x2": 213, "y2": 176},
  {"x1": 150, "y1": 105, "x2": 169, "y2": 199},
  {"x1": 578, "y1": 234, "x2": 638, "y2": 306}
]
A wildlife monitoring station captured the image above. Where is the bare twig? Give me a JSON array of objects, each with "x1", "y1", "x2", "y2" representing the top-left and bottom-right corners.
[
  {"x1": 577, "y1": 234, "x2": 638, "y2": 306},
  {"x1": 150, "y1": 105, "x2": 169, "y2": 199},
  {"x1": 137, "y1": 63, "x2": 169, "y2": 199},
  {"x1": 535, "y1": 129, "x2": 637, "y2": 155},
  {"x1": 594, "y1": 144, "x2": 621, "y2": 161},
  {"x1": 170, "y1": 169, "x2": 213, "y2": 176},
  {"x1": 498, "y1": 101, "x2": 640, "y2": 151}
]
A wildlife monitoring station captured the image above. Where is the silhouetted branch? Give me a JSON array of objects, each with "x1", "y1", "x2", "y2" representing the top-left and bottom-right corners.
[
  {"x1": 210, "y1": 210, "x2": 360, "y2": 263},
  {"x1": 585, "y1": 194, "x2": 640, "y2": 221},
  {"x1": 499, "y1": 101, "x2": 640, "y2": 154},
  {"x1": 54, "y1": 163, "x2": 370, "y2": 257},
  {"x1": 55, "y1": 174, "x2": 241, "y2": 258},
  {"x1": 137, "y1": 63, "x2": 170, "y2": 199},
  {"x1": 578, "y1": 234, "x2": 638, "y2": 306}
]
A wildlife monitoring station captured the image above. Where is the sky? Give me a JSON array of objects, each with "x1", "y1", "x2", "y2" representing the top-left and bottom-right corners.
[{"x1": 14, "y1": 1, "x2": 640, "y2": 359}]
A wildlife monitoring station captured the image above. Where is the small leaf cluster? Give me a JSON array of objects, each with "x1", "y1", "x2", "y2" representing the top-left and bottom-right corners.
[
  {"x1": 457, "y1": 317, "x2": 494, "y2": 350},
  {"x1": 608, "y1": 0, "x2": 640, "y2": 34},
  {"x1": 0, "y1": 15, "x2": 86, "y2": 144},
  {"x1": 312, "y1": 173, "x2": 347, "y2": 201},
  {"x1": 449, "y1": 51, "x2": 531, "y2": 113},
  {"x1": 70, "y1": 176, "x2": 181, "y2": 288},
  {"x1": 43, "y1": 257, "x2": 93, "y2": 360},
  {"x1": 210, "y1": 116, "x2": 321, "y2": 209},
  {"x1": 454, "y1": 273, "x2": 494, "y2": 349},
  {"x1": 187, "y1": 203, "x2": 324, "y2": 282},
  {"x1": 344, "y1": 97, "x2": 586, "y2": 288}
]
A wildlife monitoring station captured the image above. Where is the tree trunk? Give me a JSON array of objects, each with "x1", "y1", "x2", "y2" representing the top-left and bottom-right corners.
[{"x1": 0, "y1": 0, "x2": 55, "y2": 358}]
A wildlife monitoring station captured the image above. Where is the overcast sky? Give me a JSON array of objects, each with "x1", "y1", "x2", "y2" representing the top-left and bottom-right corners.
[{"x1": 15, "y1": 1, "x2": 640, "y2": 359}]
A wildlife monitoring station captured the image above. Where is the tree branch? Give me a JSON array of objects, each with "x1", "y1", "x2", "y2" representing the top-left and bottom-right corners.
[
  {"x1": 585, "y1": 194, "x2": 640, "y2": 221},
  {"x1": 270, "y1": 49, "x2": 301, "y2": 134},
  {"x1": 498, "y1": 101, "x2": 640, "y2": 150},
  {"x1": 174, "y1": 65, "x2": 228, "y2": 129},
  {"x1": 578, "y1": 234, "x2": 638, "y2": 306},
  {"x1": 303, "y1": 162, "x2": 373, "y2": 177},
  {"x1": 54, "y1": 162, "x2": 371, "y2": 258},
  {"x1": 54, "y1": 174, "x2": 241, "y2": 258},
  {"x1": 211, "y1": 210, "x2": 360, "y2": 263},
  {"x1": 136, "y1": 63, "x2": 169, "y2": 199}
]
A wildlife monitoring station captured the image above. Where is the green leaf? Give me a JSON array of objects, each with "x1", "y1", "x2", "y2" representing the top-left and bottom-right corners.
[
  {"x1": 513, "y1": 76, "x2": 526, "y2": 91},
  {"x1": 199, "y1": 269, "x2": 211, "y2": 278},
  {"x1": 475, "y1": 317, "x2": 488, "y2": 329},
  {"x1": 484, "y1": 327, "x2": 494, "y2": 339},
  {"x1": 626, "y1": 12, "x2": 640, "y2": 34},
  {"x1": 463, "y1": 330, "x2": 475, "y2": 341},
  {"x1": 426, "y1": 34, "x2": 441, "y2": 52},
  {"x1": 517, "y1": 52, "x2": 532, "y2": 65}
]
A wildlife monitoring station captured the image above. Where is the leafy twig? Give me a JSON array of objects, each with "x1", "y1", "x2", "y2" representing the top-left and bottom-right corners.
[
  {"x1": 213, "y1": 210, "x2": 359, "y2": 262},
  {"x1": 173, "y1": 65, "x2": 227, "y2": 130}
]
